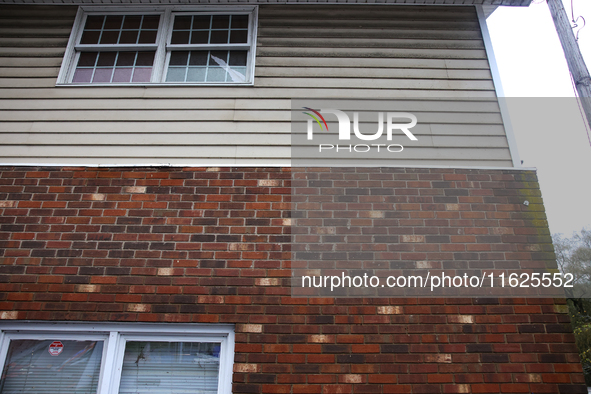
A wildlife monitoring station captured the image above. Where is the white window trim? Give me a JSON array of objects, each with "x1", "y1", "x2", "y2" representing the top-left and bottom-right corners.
[
  {"x1": 0, "y1": 321, "x2": 235, "y2": 394},
  {"x1": 56, "y1": 5, "x2": 258, "y2": 86}
]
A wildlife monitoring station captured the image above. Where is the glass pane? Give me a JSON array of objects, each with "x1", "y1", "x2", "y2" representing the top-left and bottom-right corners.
[
  {"x1": 169, "y1": 51, "x2": 189, "y2": 66},
  {"x1": 119, "y1": 30, "x2": 139, "y2": 44},
  {"x1": 104, "y1": 15, "x2": 123, "y2": 29},
  {"x1": 173, "y1": 16, "x2": 192, "y2": 30},
  {"x1": 170, "y1": 30, "x2": 190, "y2": 45},
  {"x1": 84, "y1": 15, "x2": 104, "y2": 30},
  {"x1": 189, "y1": 51, "x2": 208, "y2": 66},
  {"x1": 165, "y1": 67, "x2": 186, "y2": 82},
  {"x1": 0, "y1": 340, "x2": 103, "y2": 394},
  {"x1": 228, "y1": 66, "x2": 246, "y2": 83},
  {"x1": 80, "y1": 30, "x2": 100, "y2": 45},
  {"x1": 97, "y1": 52, "x2": 116, "y2": 67},
  {"x1": 118, "y1": 342, "x2": 220, "y2": 394},
  {"x1": 138, "y1": 30, "x2": 157, "y2": 44},
  {"x1": 186, "y1": 67, "x2": 206, "y2": 82},
  {"x1": 231, "y1": 15, "x2": 249, "y2": 29},
  {"x1": 206, "y1": 66, "x2": 226, "y2": 82},
  {"x1": 190, "y1": 31, "x2": 209, "y2": 44},
  {"x1": 209, "y1": 51, "x2": 228, "y2": 66},
  {"x1": 229, "y1": 30, "x2": 247, "y2": 44},
  {"x1": 72, "y1": 68, "x2": 93, "y2": 83},
  {"x1": 113, "y1": 68, "x2": 133, "y2": 83},
  {"x1": 132, "y1": 67, "x2": 152, "y2": 83},
  {"x1": 78, "y1": 52, "x2": 98, "y2": 67},
  {"x1": 193, "y1": 16, "x2": 211, "y2": 30},
  {"x1": 136, "y1": 52, "x2": 155, "y2": 67},
  {"x1": 92, "y1": 68, "x2": 113, "y2": 83},
  {"x1": 100, "y1": 30, "x2": 119, "y2": 44},
  {"x1": 210, "y1": 30, "x2": 228, "y2": 44},
  {"x1": 211, "y1": 15, "x2": 229, "y2": 29},
  {"x1": 123, "y1": 15, "x2": 142, "y2": 29},
  {"x1": 116, "y1": 51, "x2": 136, "y2": 67},
  {"x1": 142, "y1": 16, "x2": 160, "y2": 30}
]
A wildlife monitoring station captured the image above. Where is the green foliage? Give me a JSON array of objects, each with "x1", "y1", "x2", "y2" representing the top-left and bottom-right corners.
[{"x1": 557, "y1": 228, "x2": 591, "y2": 385}]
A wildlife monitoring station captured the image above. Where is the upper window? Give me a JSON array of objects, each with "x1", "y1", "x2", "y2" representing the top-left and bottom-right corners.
[
  {"x1": 0, "y1": 322, "x2": 235, "y2": 394},
  {"x1": 58, "y1": 6, "x2": 258, "y2": 85}
]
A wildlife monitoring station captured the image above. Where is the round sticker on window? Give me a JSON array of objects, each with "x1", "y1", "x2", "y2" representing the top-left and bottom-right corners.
[{"x1": 48, "y1": 341, "x2": 64, "y2": 356}]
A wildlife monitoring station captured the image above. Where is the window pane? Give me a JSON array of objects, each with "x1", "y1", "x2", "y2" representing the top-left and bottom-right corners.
[
  {"x1": 166, "y1": 67, "x2": 186, "y2": 82},
  {"x1": 190, "y1": 30, "x2": 209, "y2": 44},
  {"x1": 189, "y1": 51, "x2": 208, "y2": 66},
  {"x1": 138, "y1": 30, "x2": 158, "y2": 44},
  {"x1": 173, "y1": 16, "x2": 192, "y2": 30},
  {"x1": 92, "y1": 68, "x2": 113, "y2": 83},
  {"x1": 229, "y1": 30, "x2": 247, "y2": 44},
  {"x1": 142, "y1": 16, "x2": 161, "y2": 30},
  {"x1": 80, "y1": 30, "x2": 100, "y2": 45},
  {"x1": 171, "y1": 30, "x2": 190, "y2": 45},
  {"x1": 119, "y1": 30, "x2": 139, "y2": 44},
  {"x1": 187, "y1": 67, "x2": 206, "y2": 82},
  {"x1": 100, "y1": 30, "x2": 120, "y2": 44},
  {"x1": 116, "y1": 51, "x2": 136, "y2": 67},
  {"x1": 210, "y1": 30, "x2": 228, "y2": 44},
  {"x1": 0, "y1": 340, "x2": 103, "y2": 394},
  {"x1": 97, "y1": 52, "x2": 116, "y2": 67},
  {"x1": 132, "y1": 67, "x2": 152, "y2": 83},
  {"x1": 136, "y1": 51, "x2": 155, "y2": 67},
  {"x1": 104, "y1": 15, "x2": 123, "y2": 29},
  {"x1": 193, "y1": 16, "x2": 211, "y2": 30},
  {"x1": 78, "y1": 52, "x2": 98, "y2": 67},
  {"x1": 206, "y1": 66, "x2": 226, "y2": 82},
  {"x1": 169, "y1": 51, "x2": 189, "y2": 66},
  {"x1": 118, "y1": 342, "x2": 220, "y2": 394},
  {"x1": 113, "y1": 67, "x2": 133, "y2": 82},
  {"x1": 123, "y1": 15, "x2": 142, "y2": 29},
  {"x1": 229, "y1": 50, "x2": 247, "y2": 67},
  {"x1": 211, "y1": 15, "x2": 229, "y2": 29},
  {"x1": 84, "y1": 15, "x2": 104, "y2": 30},
  {"x1": 72, "y1": 68, "x2": 93, "y2": 83},
  {"x1": 231, "y1": 15, "x2": 249, "y2": 29}
]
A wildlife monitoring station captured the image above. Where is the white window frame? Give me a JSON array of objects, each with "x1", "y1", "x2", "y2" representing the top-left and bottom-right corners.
[
  {"x1": 57, "y1": 5, "x2": 258, "y2": 86},
  {"x1": 0, "y1": 322, "x2": 235, "y2": 394}
]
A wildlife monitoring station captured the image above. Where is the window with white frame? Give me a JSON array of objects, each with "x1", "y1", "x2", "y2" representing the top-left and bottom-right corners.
[
  {"x1": 58, "y1": 6, "x2": 257, "y2": 85},
  {"x1": 0, "y1": 322, "x2": 235, "y2": 394}
]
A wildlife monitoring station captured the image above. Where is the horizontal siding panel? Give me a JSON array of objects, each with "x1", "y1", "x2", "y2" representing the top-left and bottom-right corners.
[
  {"x1": 0, "y1": 88, "x2": 499, "y2": 99},
  {"x1": 0, "y1": 99, "x2": 500, "y2": 111},
  {"x1": 0, "y1": 110, "x2": 503, "y2": 123},
  {"x1": 256, "y1": 47, "x2": 488, "y2": 59},
  {"x1": 258, "y1": 37, "x2": 485, "y2": 49},
  {"x1": 0, "y1": 57, "x2": 63, "y2": 67},
  {"x1": 254, "y1": 67, "x2": 492, "y2": 80},
  {"x1": 256, "y1": 57, "x2": 492, "y2": 69},
  {"x1": 0, "y1": 67, "x2": 60, "y2": 78},
  {"x1": 0, "y1": 121, "x2": 291, "y2": 133},
  {"x1": 260, "y1": 27, "x2": 483, "y2": 40},
  {"x1": 254, "y1": 77, "x2": 495, "y2": 90}
]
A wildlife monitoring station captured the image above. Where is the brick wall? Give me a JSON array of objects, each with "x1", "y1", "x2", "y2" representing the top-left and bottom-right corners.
[{"x1": 0, "y1": 166, "x2": 586, "y2": 393}]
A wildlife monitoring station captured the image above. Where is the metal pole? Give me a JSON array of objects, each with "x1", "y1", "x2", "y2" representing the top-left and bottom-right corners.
[{"x1": 547, "y1": 0, "x2": 591, "y2": 130}]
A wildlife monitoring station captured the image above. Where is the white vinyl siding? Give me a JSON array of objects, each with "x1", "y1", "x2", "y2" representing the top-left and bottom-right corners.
[{"x1": 0, "y1": 4, "x2": 514, "y2": 167}]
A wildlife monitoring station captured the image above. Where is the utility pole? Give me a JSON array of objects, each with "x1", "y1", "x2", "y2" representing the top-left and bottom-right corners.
[{"x1": 546, "y1": 0, "x2": 591, "y2": 131}]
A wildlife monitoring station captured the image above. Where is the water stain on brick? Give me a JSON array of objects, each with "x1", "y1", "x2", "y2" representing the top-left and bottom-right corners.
[
  {"x1": 123, "y1": 186, "x2": 146, "y2": 194},
  {"x1": 341, "y1": 375, "x2": 362, "y2": 384},
  {"x1": 401, "y1": 235, "x2": 424, "y2": 243},
  {"x1": 256, "y1": 278, "x2": 280, "y2": 286},
  {"x1": 0, "y1": 311, "x2": 18, "y2": 319},
  {"x1": 0, "y1": 201, "x2": 15, "y2": 207},
  {"x1": 237, "y1": 324, "x2": 263, "y2": 333},
  {"x1": 234, "y1": 364, "x2": 259, "y2": 373},
  {"x1": 127, "y1": 304, "x2": 150, "y2": 313},
  {"x1": 76, "y1": 284, "x2": 100, "y2": 293},
  {"x1": 377, "y1": 306, "x2": 402, "y2": 315},
  {"x1": 448, "y1": 315, "x2": 474, "y2": 324},
  {"x1": 90, "y1": 194, "x2": 105, "y2": 201},
  {"x1": 425, "y1": 354, "x2": 452, "y2": 363},
  {"x1": 206, "y1": 167, "x2": 220, "y2": 172},
  {"x1": 158, "y1": 268, "x2": 174, "y2": 276},
  {"x1": 258, "y1": 180, "x2": 279, "y2": 187},
  {"x1": 309, "y1": 335, "x2": 334, "y2": 343}
]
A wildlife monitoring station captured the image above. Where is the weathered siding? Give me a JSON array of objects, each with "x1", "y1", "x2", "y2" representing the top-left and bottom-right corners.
[{"x1": 0, "y1": 4, "x2": 513, "y2": 166}]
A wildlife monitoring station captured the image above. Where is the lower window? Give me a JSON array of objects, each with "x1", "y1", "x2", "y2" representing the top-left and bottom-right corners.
[{"x1": 0, "y1": 323, "x2": 234, "y2": 394}]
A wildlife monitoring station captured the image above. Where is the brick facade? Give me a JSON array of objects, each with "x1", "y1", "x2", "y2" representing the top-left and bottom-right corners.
[{"x1": 0, "y1": 166, "x2": 587, "y2": 393}]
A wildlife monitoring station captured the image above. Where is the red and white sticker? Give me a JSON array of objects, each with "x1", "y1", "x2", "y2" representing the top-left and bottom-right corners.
[{"x1": 48, "y1": 341, "x2": 63, "y2": 356}]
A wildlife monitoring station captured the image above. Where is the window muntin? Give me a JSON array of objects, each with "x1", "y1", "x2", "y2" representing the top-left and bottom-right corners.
[
  {"x1": 60, "y1": 7, "x2": 257, "y2": 85},
  {"x1": 0, "y1": 323, "x2": 235, "y2": 394}
]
